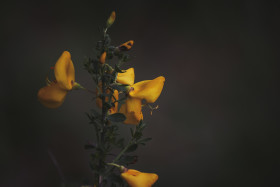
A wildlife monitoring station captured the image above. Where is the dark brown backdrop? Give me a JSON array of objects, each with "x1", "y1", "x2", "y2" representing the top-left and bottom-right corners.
[{"x1": 1, "y1": 0, "x2": 279, "y2": 186}]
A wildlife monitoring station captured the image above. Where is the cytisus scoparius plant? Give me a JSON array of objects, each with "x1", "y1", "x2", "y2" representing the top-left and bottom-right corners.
[{"x1": 38, "y1": 11, "x2": 165, "y2": 187}]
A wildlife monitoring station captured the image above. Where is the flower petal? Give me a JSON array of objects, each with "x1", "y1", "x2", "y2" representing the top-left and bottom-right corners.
[
  {"x1": 129, "y1": 76, "x2": 165, "y2": 103},
  {"x1": 117, "y1": 68, "x2": 135, "y2": 86},
  {"x1": 38, "y1": 82, "x2": 68, "y2": 108},
  {"x1": 121, "y1": 169, "x2": 158, "y2": 187},
  {"x1": 54, "y1": 51, "x2": 75, "y2": 90},
  {"x1": 119, "y1": 97, "x2": 143, "y2": 125}
]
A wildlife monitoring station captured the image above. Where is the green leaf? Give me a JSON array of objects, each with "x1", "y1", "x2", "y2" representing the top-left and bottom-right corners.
[
  {"x1": 114, "y1": 64, "x2": 125, "y2": 73},
  {"x1": 125, "y1": 144, "x2": 138, "y2": 153},
  {"x1": 110, "y1": 83, "x2": 129, "y2": 92},
  {"x1": 90, "y1": 109, "x2": 100, "y2": 117},
  {"x1": 115, "y1": 138, "x2": 124, "y2": 148},
  {"x1": 96, "y1": 41, "x2": 103, "y2": 51},
  {"x1": 104, "y1": 34, "x2": 111, "y2": 46},
  {"x1": 103, "y1": 102, "x2": 112, "y2": 110},
  {"x1": 138, "y1": 137, "x2": 152, "y2": 144},
  {"x1": 122, "y1": 54, "x2": 130, "y2": 62},
  {"x1": 138, "y1": 121, "x2": 147, "y2": 131},
  {"x1": 134, "y1": 131, "x2": 143, "y2": 141},
  {"x1": 119, "y1": 155, "x2": 137, "y2": 165},
  {"x1": 107, "y1": 113, "x2": 126, "y2": 122}
]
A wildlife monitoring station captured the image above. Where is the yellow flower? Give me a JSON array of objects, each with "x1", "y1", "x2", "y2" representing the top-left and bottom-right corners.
[
  {"x1": 96, "y1": 82, "x2": 119, "y2": 114},
  {"x1": 53, "y1": 51, "x2": 76, "y2": 91},
  {"x1": 117, "y1": 69, "x2": 165, "y2": 125},
  {"x1": 38, "y1": 51, "x2": 77, "y2": 108},
  {"x1": 129, "y1": 76, "x2": 165, "y2": 103},
  {"x1": 117, "y1": 68, "x2": 135, "y2": 85},
  {"x1": 121, "y1": 169, "x2": 158, "y2": 187},
  {"x1": 38, "y1": 82, "x2": 68, "y2": 108},
  {"x1": 119, "y1": 97, "x2": 143, "y2": 124}
]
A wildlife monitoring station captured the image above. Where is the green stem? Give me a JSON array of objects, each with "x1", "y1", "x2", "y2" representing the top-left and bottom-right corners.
[
  {"x1": 112, "y1": 126, "x2": 136, "y2": 163},
  {"x1": 107, "y1": 162, "x2": 122, "y2": 168},
  {"x1": 103, "y1": 139, "x2": 133, "y2": 176},
  {"x1": 112, "y1": 140, "x2": 132, "y2": 163},
  {"x1": 101, "y1": 79, "x2": 106, "y2": 125},
  {"x1": 104, "y1": 28, "x2": 108, "y2": 36}
]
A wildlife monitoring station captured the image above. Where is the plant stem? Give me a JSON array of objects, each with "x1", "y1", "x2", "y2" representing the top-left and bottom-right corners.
[
  {"x1": 111, "y1": 126, "x2": 136, "y2": 165},
  {"x1": 103, "y1": 139, "x2": 132, "y2": 177},
  {"x1": 107, "y1": 162, "x2": 122, "y2": 168},
  {"x1": 112, "y1": 140, "x2": 132, "y2": 163}
]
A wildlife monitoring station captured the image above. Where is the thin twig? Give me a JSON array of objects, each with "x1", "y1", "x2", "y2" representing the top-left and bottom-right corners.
[{"x1": 47, "y1": 149, "x2": 65, "y2": 183}]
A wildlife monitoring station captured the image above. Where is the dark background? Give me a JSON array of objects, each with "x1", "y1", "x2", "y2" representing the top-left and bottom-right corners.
[{"x1": 1, "y1": 0, "x2": 279, "y2": 186}]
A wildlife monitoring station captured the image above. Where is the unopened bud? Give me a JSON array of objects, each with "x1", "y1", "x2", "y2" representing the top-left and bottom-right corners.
[
  {"x1": 100, "y1": 52, "x2": 107, "y2": 64},
  {"x1": 118, "y1": 40, "x2": 134, "y2": 51},
  {"x1": 107, "y1": 11, "x2": 116, "y2": 28}
]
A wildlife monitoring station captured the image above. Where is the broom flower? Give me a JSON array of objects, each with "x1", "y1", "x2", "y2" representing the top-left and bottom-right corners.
[
  {"x1": 121, "y1": 169, "x2": 158, "y2": 187},
  {"x1": 38, "y1": 51, "x2": 80, "y2": 108},
  {"x1": 117, "y1": 69, "x2": 165, "y2": 124}
]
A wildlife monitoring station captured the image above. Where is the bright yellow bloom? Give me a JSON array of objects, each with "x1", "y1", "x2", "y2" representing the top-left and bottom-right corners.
[
  {"x1": 38, "y1": 51, "x2": 77, "y2": 108},
  {"x1": 96, "y1": 83, "x2": 119, "y2": 114},
  {"x1": 119, "y1": 97, "x2": 143, "y2": 124},
  {"x1": 121, "y1": 169, "x2": 158, "y2": 187},
  {"x1": 117, "y1": 69, "x2": 165, "y2": 125},
  {"x1": 129, "y1": 76, "x2": 165, "y2": 103},
  {"x1": 38, "y1": 82, "x2": 68, "y2": 108},
  {"x1": 54, "y1": 51, "x2": 75, "y2": 91},
  {"x1": 117, "y1": 68, "x2": 135, "y2": 85}
]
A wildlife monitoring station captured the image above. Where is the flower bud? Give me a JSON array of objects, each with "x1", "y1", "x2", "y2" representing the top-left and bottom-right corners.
[
  {"x1": 118, "y1": 40, "x2": 134, "y2": 51},
  {"x1": 107, "y1": 11, "x2": 116, "y2": 27},
  {"x1": 100, "y1": 52, "x2": 106, "y2": 64}
]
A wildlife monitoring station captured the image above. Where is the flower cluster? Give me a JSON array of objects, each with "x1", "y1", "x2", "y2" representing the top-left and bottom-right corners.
[
  {"x1": 37, "y1": 11, "x2": 165, "y2": 187},
  {"x1": 117, "y1": 69, "x2": 165, "y2": 124}
]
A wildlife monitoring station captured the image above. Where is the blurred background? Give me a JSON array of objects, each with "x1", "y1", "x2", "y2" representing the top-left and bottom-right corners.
[{"x1": 1, "y1": 0, "x2": 279, "y2": 186}]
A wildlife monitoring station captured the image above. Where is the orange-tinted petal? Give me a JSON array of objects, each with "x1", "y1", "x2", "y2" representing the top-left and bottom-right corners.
[
  {"x1": 121, "y1": 169, "x2": 158, "y2": 187},
  {"x1": 38, "y1": 82, "x2": 68, "y2": 108},
  {"x1": 117, "y1": 68, "x2": 135, "y2": 85},
  {"x1": 119, "y1": 97, "x2": 143, "y2": 125},
  {"x1": 125, "y1": 169, "x2": 141, "y2": 176},
  {"x1": 118, "y1": 40, "x2": 134, "y2": 51},
  {"x1": 129, "y1": 76, "x2": 165, "y2": 103},
  {"x1": 54, "y1": 51, "x2": 75, "y2": 90}
]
